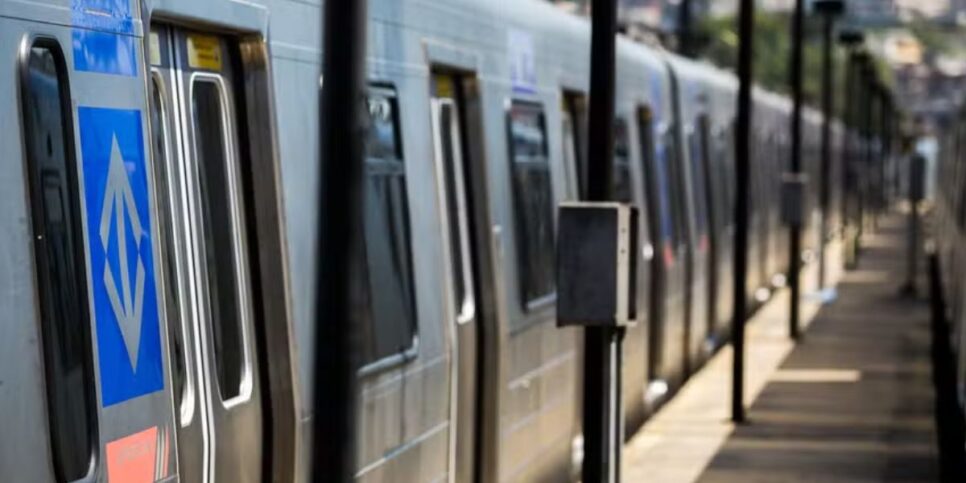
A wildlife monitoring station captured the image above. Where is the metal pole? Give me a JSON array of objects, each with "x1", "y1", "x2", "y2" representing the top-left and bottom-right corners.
[
  {"x1": 818, "y1": 12, "x2": 835, "y2": 290},
  {"x1": 840, "y1": 50, "x2": 854, "y2": 249},
  {"x1": 732, "y1": 0, "x2": 754, "y2": 424},
  {"x1": 883, "y1": 96, "x2": 894, "y2": 202},
  {"x1": 679, "y1": 0, "x2": 693, "y2": 57},
  {"x1": 837, "y1": 30, "x2": 864, "y2": 268},
  {"x1": 856, "y1": 60, "x2": 868, "y2": 244},
  {"x1": 312, "y1": 0, "x2": 368, "y2": 480},
  {"x1": 844, "y1": 49, "x2": 867, "y2": 269},
  {"x1": 584, "y1": 0, "x2": 622, "y2": 480},
  {"x1": 879, "y1": 91, "x2": 892, "y2": 213},
  {"x1": 860, "y1": 65, "x2": 875, "y2": 235},
  {"x1": 787, "y1": 0, "x2": 805, "y2": 340},
  {"x1": 871, "y1": 83, "x2": 882, "y2": 226},
  {"x1": 905, "y1": 190, "x2": 920, "y2": 293},
  {"x1": 904, "y1": 155, "x2": 924, "y2": 295}
]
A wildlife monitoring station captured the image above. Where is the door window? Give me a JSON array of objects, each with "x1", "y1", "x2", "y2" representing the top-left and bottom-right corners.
[
  {"x1": 150, "y1": 74, "x2": 194, "y2": 423},
  {"x1": 614, "y1": 118, "x2": 634, "y2": 203},
  {"x1": 663, "y1": 123, "x2": 687, "y2": 248},
  {"x1": 360, "y1": 88, "x2": 417, "y2": 365},
  {"x1": 563, "y1": 93, "x2": 588, "y2": 199},
  {"x1": 191, "y1": 77, "x2": 248, "y2": 400},
  {"x1": 688, "y1": 119, "x2": 711, "y2": 246},
  {"x1": 21, "y1": 40, "x2": 98, "y2": 482},
  {"x1": 507, "y1": 101, "x2": 556, "y2": 309},
  {"x1": 435, "y1": 100, "x2": 475, "y2": 323}
]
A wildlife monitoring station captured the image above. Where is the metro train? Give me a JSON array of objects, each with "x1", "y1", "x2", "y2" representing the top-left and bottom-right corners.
[
  {"x1": 936, "y1": 107, "x2": 966, "y2": 437},
  {"x1": 0, "y1": 0, "x2": 846, "y2": 482}
]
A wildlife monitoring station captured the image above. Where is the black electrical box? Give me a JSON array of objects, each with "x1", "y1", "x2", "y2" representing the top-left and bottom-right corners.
[
  {"x1": 910, "y1": 154, "x2": 926, "y2": 202},
  {"x1": 556, "y1": 202, "x2": 638, "y2": 328},
  {"x1": 781, "y1": 172, "x2": 808, "y2": 227}
]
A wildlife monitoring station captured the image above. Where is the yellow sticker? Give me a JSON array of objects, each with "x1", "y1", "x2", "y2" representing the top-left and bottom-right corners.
[
  {"x1": 149, "y1": 32, "x2": 162, "y2": 66},
  {"x1": 187, "y1": 34, "x2": 222, "y2": 71},
  {"x1": 434, "y1": 74, "x2": 454, "y2": 98}
]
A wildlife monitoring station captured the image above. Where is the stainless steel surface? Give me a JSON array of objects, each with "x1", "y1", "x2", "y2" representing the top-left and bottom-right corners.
[{"x1": 0, "y1": 1, "x2": 844, "y2": 481}]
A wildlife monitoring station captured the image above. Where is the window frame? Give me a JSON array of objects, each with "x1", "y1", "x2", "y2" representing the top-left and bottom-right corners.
[
  {"x1": 187, "y1": 72, "x2": 256, "y2": 407},
  {"x1": 148, "y1": 70, "x2": 197, "y2": 426},
  {"x1": 505, "y1": 99, "x2": 558, "y2": 314},
  {"x1": 18, "y1": 35, "x2": 99, "y2": 482},
  {"x1": 356, "y1": 84, "x2": 420, "y2": 377},
  {"x1": 613, "y1": 116, "x2": 634, "y2": 204}
]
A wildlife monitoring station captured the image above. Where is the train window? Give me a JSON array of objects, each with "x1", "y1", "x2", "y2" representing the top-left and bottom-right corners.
[
  {"x1": 637, "y1": 108, "x2": 666, "y2": 244},
  {"x1": 664, "y1": 123, "x2": 688, "y2": 248},
  {"x1": 725, "y1": 121, "x2": 738, "y2": 220},
  {"x1": 359, "y1": 88, "x2": 417, "y2": 365},
  {"x1": 21, "y1": 41, "x2": 98, "y2": 481},
  {"x1": 712, "y1": 128, "x2": 733, "y2": 227},
  {"x1": 649, "y1": 123, "x2": 678, "y2": 247},
  {"x1": 192, "y1": 78, "x2": 247, "y2": 400},
  {"x1": 435, "y1": 99, "x2": 474, "y2": 320},
  {"x1": 563, "y1": 93, "x2": 589, "y2": 199},
  {"x1": 440, "y1": 104, "x2": 465, "y2": 306},
  {"x1": 507, "y1": 101, "x2": 556, "y2": 308},
  {"x1": 614, "y1": 118, "x2": 633, "y2": 203},
  {"x1": 150, "y1": 75, "x2": 190, "y2": 421},
  {"x1": 687, "y1": 119, "x2": 710, "y2": 243}
]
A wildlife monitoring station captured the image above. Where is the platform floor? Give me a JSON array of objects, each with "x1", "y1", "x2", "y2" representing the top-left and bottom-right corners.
[{"x1": 624, "y1": 213, "x2": 939, "y2": 482}]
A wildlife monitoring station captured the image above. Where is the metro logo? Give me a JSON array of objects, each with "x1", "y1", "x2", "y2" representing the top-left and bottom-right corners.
[{"x1": 79, "y1": 107, "x2": 164, "y2": 407}]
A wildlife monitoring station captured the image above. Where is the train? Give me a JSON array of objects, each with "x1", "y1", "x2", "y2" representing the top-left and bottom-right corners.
[
  {"x1": 0, "y1": 0, "x2": 849, "y2": 481},
  {"x1": 935, "y1": 109, "x2": 966, "y2": 445}
]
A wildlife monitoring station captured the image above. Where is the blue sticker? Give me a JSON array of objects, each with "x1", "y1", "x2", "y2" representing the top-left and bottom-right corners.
[
  {"x1": 72, "y1": 30, "x2": 138, "y2": 77},
  {"x1": 79, "y1": 107, "x2": 164, "y2": 407},
  {"x1": 72, "y1": 0, "x2": 137, "y2": 76},
  {"x1": 508, "y1": 29, "x2": 537, "y2": 94},
  {"x1": 72, "y1": 0, "x2": 134, "y2": 33}
]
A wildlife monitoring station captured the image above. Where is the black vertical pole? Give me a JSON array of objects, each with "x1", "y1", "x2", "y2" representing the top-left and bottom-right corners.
[
  {"x1": 788, "y1": 0, "x2": 804, "y2": 340},
  {"x1": 882, "y1": 96, "x2": 891, "y2": 202},
  {"x1": 818, "y1": 12, "x2": 835, "y2": 290},
  {"x1": 879, "y1": 91, "x2": 892, "y2": 213},
  {"x1": 862, "y1": 63, "x2": 874, "y2": 234},
  {"x1": 870, "y1": 83, "x2": 881, "y2": 225},
  {"x1": 840, "y1": 42, "x2": 864, "y2": 269},
  {"x1": 890, "y1": 98, "x2": 895, "y2": 198},
  {"x1": 856, "y1": 59, "x2": 868, "y2": 242},
  {"x1": 584, "y1": 0, "x2": 621, "y2": 480},
  {"x1": 840, "y1": 51, "x2": 854, "y2": 246},
  {"x1": 312, "y1": 0, "x2": 368, "y2": 481},
  {"x1": 679, "y1": 0, "x2": 693, "y2": 57},
  {"x1": 732, "y1": 0, "x2": 754, "y2": 424}
]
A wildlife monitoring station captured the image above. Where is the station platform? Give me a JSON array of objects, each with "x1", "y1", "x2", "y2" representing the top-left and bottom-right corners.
[{"x1": 624, "y1": 213, "x2": 939, "y2": 482}]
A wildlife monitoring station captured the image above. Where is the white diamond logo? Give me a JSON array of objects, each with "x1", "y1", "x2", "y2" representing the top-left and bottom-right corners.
[{"x1": 99, "y1": 136, "x2": 147, "y2": 368}]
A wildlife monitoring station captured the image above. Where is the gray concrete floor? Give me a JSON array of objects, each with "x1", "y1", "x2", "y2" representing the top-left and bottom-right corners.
[{"x1": 624, "y1": 214, "x2": 939, "y2": 482}]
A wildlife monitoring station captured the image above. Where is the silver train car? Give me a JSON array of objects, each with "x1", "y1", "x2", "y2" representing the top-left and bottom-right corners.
[
  {"x1": 936, "y1": 106, "x2": 966, "y2": 436},
  {"x1": 0, "y1": 0, "x2": 843, "y2": 481}
]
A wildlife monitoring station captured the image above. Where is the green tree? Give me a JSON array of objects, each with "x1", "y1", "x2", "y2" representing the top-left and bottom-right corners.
[{"x1": 695, "y1": 11, "x2": 852, "y2": 118}]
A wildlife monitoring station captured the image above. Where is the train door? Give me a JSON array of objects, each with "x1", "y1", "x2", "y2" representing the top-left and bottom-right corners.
[
  {"x1": 431, "y1": 71, "x2": 483, "y2": 483},
  {"x1": 640, "y1": 105, "x2": 688, "y2": 393},
  {"x1": 682, "y1": 111, "x2": 712, "y2": 365},
  {"x1": 710, "y1": 119, "x2": 736, "y2": 343},
  {"x1": 694, "y1": 114, "x2": 718, "y2": 347},
  {"x1": 149, "y1": 25, "x2": 263, "y2": 482},
  {"x1": 637, "y1": 107, "x2": 664, "y2": 385}
]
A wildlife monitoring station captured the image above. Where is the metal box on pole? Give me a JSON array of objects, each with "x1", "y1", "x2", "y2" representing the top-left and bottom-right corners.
[
  {"x1": 557, "y1": 202, "x2": 639, "y2": 328},
  {"x1": 781, "y1": 172, "x2": 808, "y2": 227},
  {"x1": 910, "y1": 154, "x2": 926, "y2": 203}
]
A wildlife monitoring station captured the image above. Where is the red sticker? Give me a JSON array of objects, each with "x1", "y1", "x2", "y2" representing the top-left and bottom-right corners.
[{"x1": 106, "y1": 426, "x2": 158, "y2": 483}]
